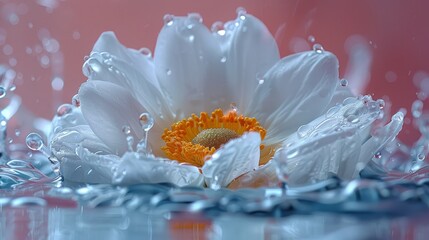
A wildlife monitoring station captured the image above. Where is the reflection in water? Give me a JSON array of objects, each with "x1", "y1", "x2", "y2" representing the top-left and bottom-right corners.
[{"x1": 1, "y1": 207, "x2": 429, "y2": 239}]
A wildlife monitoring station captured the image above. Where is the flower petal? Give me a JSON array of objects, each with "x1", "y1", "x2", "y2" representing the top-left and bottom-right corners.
[
  {"x1": 112, "y1": 152, "x2": 204, "y2": 187},
  {"x1": 273, "y1": 96, "x2": 384, "y2": 186},
  {"x1": 61, "y1": 147, "x2": 120, "y2": 184},
  {"x1": 86, "y1": 32, "x2": 174, "y2": 126},
  {"x1": 216, "y1": 14, "x2": 280, "y2": 113},
  {"x1": 154, "y1": 15, "x2": 230, "y2": 119},
  {"x1": 202, "y1": 132, "x2": 261, "y2": 189},
  {"x1": 50, "y1": 125, "x2": 119, "y2": 183},
  {"x1": 79, "y1": 80, "x2": 163, "y2": 155},
  {"x1": 228, "y1": 161, "x2": 279, "y2": 189},
  {"x1": 246, "y1": 51, "x2": 339, "y2": 145}
]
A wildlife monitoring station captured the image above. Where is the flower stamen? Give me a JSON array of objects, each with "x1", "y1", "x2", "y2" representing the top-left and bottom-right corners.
[{"x1": 161, "y1": 109, "x2": 266, "y2": 167}]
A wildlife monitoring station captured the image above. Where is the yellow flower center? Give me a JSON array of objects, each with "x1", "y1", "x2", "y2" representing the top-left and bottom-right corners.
[{"x1": 161, "y1": 109, "x2": 267, "y2": 167}]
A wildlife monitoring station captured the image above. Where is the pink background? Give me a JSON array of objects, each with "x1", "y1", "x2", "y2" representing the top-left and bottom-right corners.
[{"x1": 1, "y1": 0, "x2": 429, "y2": 144}]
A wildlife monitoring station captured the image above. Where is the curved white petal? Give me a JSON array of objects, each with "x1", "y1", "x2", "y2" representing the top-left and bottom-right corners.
[
  {"x1": 273, "y1": 96, "x2": 385, "y2": 186},
  {"x1": 49, "y1": 105, "x2": 87, "y2": 141},
  {"x1": 61, "y1": 147, "x2": 120, "y2": 184},
  {"x1": 202, "y1": 132, "x2": 261, "y2": 189},
  {"x1": 216, "y1": 14, "x2": 280, "y2": 113},
  {"x1": 228, "y1": 161, "x2": 279, "y2": 189},
  {"x1": 112, "y1": 152, "x2": 204, "y2": 187},
  {"x1": 154, "y1": 15, "x2": 230, "y2": 119},
  {"x1": 359, "y1": 112, "x2": 404, "y2": 170},
  {"x1": 246, "y1": 51, "x2": 339, "y2": 145},
  {"x1": 79, "y1": 80, "x2": 164, "y2": 156},
  {"x1": 324, "y1": 85, "x2": 355, "y2": 111},
  {"x1": 86, "y1": 32, "x2": 174, "y2": 126},
  {"x1": 50, "y1": 125, "x2": 112, "y2": 157}
]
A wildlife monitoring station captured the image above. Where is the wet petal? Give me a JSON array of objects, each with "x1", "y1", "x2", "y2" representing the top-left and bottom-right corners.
[
  {"x1": 246, "y1": 51, "x2": 339, "y2": 145},
  {"x1": 86, "y1": 32, "x2": 174, "y2": 126},
  {"x1": 216, "y1": 14, "x2": 280, "y2": 113},
  {"x1": 61, "y1": 147, "x2": 120, "y2": 184},
  {"x1": 273, "y1": 96, "x2": 384, "y2": 186},
  {"x1": 49, "y1": 105, "x2": 87, "y2": 141},
  {"x1": 154, "y1": 15, "x2": 230, "y2": 119},
  {"x1": 228, "y1": 161, "x2": 279, "y2": 189},
  {"x1": 50, "y1": 125, "x2": 112, "y2": 157},
  {"x1": 113, "y1": 152, "x2": 204, "y2": 187},
  {"x1": 79, "y1": 80, "x2": 162, "y2": 155},
  {"x1": 359, "y1": 112, "x2": 404, "y2": 170},
  {"x1": 202, "y1": 132, "x2": 261, "y2": 189}
]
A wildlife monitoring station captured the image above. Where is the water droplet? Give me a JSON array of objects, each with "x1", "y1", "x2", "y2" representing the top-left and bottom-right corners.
[
  {"x1": 163, "y1": 14, "x2": 174, "y2": 26},
  {"x1": 230, "y1": 102, "x2": 238, "y2": 112},
  {"x1": 308, "y1": 35, "x2": 316, "y2": 43},
  {"x1": 139, "y1": 48, "x2": 152, "y2": 58},
  {"x1": 122, "y1": 125, "x2": 131, "y2": 135},
  {"x1": 412, "y1": 100, "x2": 423, "y2": 118},
  {"x1": 220, "y1": 56, "x2": 227, "y2": 63},
  {"x1": 297, "y1": 125, "x2": 311, "y2": 138},
  {"x1": 346, "y1": 114, "x2": 360, "y2": 123},
  {"x1": 377, "y1": 99, "x2": 385, "y2": 110},
  {"x1": 56, "y1": 104, "x2": 73, "y2": 117},
  {"x1": 166, "y1": 69, "x2": 172, "y2": 75},
  {"x1": 326, "y1": 105, "x2": 340, "y2": 118},
  {"x1": 51, "y1": 77, "x2": 64, "y2": 91},
  {"x1": 14, "y1": 129, "x2": 20, "y2": 136},
  {"x1": 188, "y1": 13, "x2": 203, "y2": 23},
  {"x1": 72, "y1": 94, "x2": 80, "y2": 107},
  {"x1": 188, "y1": 35, "x2": 195, "y2": 42},
  {"x1": 374, "y1": 152, "x2": 382, "y2": 159},
  {"x1": 313, "y1": 43, "x2": 324, "y2": 53},
  {"x1": 418, "y1": 153, "x2": 426, "y2": 161},
  {"x1": 0, "y1": 87, "x2": 6, "y2": 98},
  {"x1": 9, "y1": 85, "x2": 16, "y2": 91},
  {"x1": 211, "y1": 21, "x2": 226, "y2": 36},
  {"x1": 26, "y1": 133, "x2": 44, "y2": 151},
  {"x1": 340, "y1": 78, "x2": 348, "y2": 87},
  {"x1": 236, "y1": 7, "x2": 247, "y2": 20},
  {"x1": 139, "y1": 113, "x2": 154, "y2": 131}
]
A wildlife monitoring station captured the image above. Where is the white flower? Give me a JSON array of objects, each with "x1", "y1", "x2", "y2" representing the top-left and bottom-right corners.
[{"x1": 49, "y1": 11, "x2": 403, "y2": 189}]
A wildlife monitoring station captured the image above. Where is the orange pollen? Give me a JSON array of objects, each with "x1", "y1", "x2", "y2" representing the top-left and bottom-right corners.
[{"x1": 161, "y1": 109, "x2": 266, "y2": 167}]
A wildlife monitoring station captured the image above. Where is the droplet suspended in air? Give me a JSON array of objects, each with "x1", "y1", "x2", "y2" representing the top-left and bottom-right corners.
[
  {"x1": 121, "y1": 125, "x2": 131, "y2": 135},
  {"x1": 139, "y1": 113, "x2": 154, "y2": 131},
  {"x1": 26, "y1": 133, "x2": 44, "y2": 151},
  {"x1": 340, "y1": 78, "x2": 348, "y2": 87},
  {"x1": 412, "y1": 100, "x2": 423, "y2": 118}
]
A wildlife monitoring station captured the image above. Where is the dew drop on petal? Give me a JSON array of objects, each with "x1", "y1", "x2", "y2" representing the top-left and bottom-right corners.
[
  {"x1": 346, "y1": 114, "x2": 360, "y2": 123},
  {"x1": 418, "y1": 153, "x2": 426, "y2": 161},
  {"x1": 188, "y1": 12, "x2": 203, "y2": 23},
  {"x1": 236, "y1": 7, "x2": 247, "y2": 20},
  {"x1": 122, "y1": 125, "x2": 131, "y2": 135},
  {"x1": 163, "y1": 14, "x2": 174, "y2": 26},
  {"x1": 26, "y1": 133, "x2": 44, "y2": 151},
  {"x1": 211, "y1": 21, "x2": 226, "y2": 36},
  {"x1": 220, "y1": 56, "x2": 227, "y2": 63},
  {"x1": 166, "y1": 69, "x2": 172, "y2": 76},
  {"x1": 56, "y1": 104, "x2": 73, "y2": 117},
  {"x1": 0, "y1": 87, "x2": 6, "y2": 98},
  {"x1": 374, "y1": 152, "x2": 382, "y2": 159},
  {"x1": 313, "y1": 43, "x2": 324, "y2": 53},
  {"x1": 139, "y1": 48, "x2": 152, "y2": 58},
  {"x1": 377, "y1": 99, "x2": 385, "y2": 110},
  {"x1": 297, "y1": 124, "x2": 311, "y2": 138},
  {"x1": 340, "y1": 78, "x2": 348, "y2": 87},
  {"x1": 72, "y1": 94, "x2": 80, "y2": 107}
]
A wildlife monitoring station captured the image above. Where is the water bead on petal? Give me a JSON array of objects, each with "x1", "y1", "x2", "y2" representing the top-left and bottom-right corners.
[
  {"x1": 26, "y1": 133, "x2": 44, "y2": 151},
  {"x1": 56, "y1": 103, "x2": 73, "y2": 117},
  {"x1": 163, "y1": 14, "x2": 174, "y2": 26},
  {"x1": 313, "y1": 43, "x2": 324, "y2": 53}
]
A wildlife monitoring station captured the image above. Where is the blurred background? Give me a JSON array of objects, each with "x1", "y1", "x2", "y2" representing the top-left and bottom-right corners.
[{"x1": 0, "y1": 0, "x2": 428, "y2": 145}]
